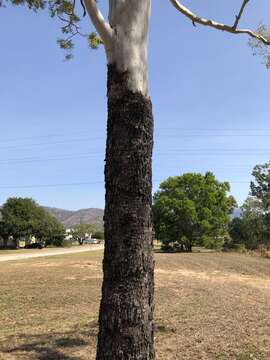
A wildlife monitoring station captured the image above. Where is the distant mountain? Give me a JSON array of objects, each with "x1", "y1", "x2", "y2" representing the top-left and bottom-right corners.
[
  {"x1": 43, "y1": 207, "x2": 74, "y2": 222},
  {"x1": 0, "y1": 204, "x2": 241, "y2": 228},
  {"x1": 43, "y1": 207, "x2": 104, "y2": 229}
]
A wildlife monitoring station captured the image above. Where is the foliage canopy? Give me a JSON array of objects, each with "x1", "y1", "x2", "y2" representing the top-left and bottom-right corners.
[
  {"x1": 153, "y1": 172, "x2": 236, "y2": 252},
  {"x1": 0, "y1": 197, "x2": 65, "y2": 247},
  {"x1": 229, "y1": 162, "x2": 270, "y2": 250}
]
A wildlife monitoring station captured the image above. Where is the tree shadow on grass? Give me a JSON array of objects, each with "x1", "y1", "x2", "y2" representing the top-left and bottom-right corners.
[
  {"x1": 154, "y1": 249, "x2": 198, "y2": 254},
  {"x1": 154, "y1": 248, "x2": 218, "y2": 254},
  {"x1": 1, "y1": 322, "x2": 98, "y2": 360}
]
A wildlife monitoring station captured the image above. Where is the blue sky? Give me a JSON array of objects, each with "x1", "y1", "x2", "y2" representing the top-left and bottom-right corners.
[{"x1": 0, "y1": 0, "x2": 270, "y2": 210}]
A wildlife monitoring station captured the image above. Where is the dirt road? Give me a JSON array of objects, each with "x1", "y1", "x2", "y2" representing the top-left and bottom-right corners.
[{"x1": 0, "y1": 245, "x2": 103, "y2": 262}]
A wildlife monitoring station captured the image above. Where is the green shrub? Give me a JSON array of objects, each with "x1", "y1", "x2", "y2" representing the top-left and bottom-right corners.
[
  {"x1": 62, "y1": 239, "x2": 72, "y2": 248},
  {"x1": 203, "y1": 235, "x2": 224, "y2": 250},
  {"x1": 92, "y1": 231, "x2": 104, "y2": 240},
  {"x1": 234, "y1": 243, "x2": 248, "y2": 253}
]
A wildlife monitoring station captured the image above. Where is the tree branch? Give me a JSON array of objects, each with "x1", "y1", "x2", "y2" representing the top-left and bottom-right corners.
[
  {"x1": 233, "y1": 0, "x2": 249, "y2": 29},
  {"x1": 83, "y1": 0, "x2": 114, "y2": 47},
  {"x1": 170, "y1": 0, "x2": 270, "y2": 46}
]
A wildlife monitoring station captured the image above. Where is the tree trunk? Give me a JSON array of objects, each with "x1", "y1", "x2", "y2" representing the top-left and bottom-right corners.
[
  {"x1": 95, "y1": 64, "x2": 155, "y2": 360},
  {"x1": 3, "y1": 237, "x2": 8, "y2": 249},
  {"x1": 91, "y1": 1, "x2": 155, "y2": 358}
]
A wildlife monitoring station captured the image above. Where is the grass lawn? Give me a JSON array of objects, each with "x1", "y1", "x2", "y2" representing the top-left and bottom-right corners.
[
  {"x1": 0, "y1": 249, "x2": 41, "y2": 256},
  {"x1": 0, "y1": 245, "x2": 83, "y2": 256},
  {"x1": 0, "y1": 250, "x2": 269, "y2": 360}
]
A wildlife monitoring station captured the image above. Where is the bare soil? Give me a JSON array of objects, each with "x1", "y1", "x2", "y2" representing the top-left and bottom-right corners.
[{"x1": 0, "y1": 245, "x2": 103, "y2": 262}]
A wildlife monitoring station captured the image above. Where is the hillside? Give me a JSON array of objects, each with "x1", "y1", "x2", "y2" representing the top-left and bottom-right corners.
[
  {"x1": 43, "y1": 207, "x2": 74, "y2": 222},
  {"x1": 1, "y1": 204, "x2": 239, "y2": 228},
  {"x1": 44, "y1": 207, "x2": 104, "y2": 229},
  {"x1": 45, "y1": 205, "x2": 240, "y2": 228}
]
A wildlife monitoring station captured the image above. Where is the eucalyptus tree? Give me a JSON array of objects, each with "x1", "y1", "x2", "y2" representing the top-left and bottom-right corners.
[{"x1": 1, "y1": 0, "x2": 270, "y2": 359}]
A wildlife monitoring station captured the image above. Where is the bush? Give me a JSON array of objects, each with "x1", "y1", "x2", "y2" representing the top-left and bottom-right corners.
[
  {"x1": 92, "y1": 231, "x2": 104, "y2": 240},
  {"x1": 234, "y1": 243, "x2": 247, "y2": 253},
  {"x1": 203, "y1": 236, "x2": 215, "y2": 249},
  {"x1": 45, "y1": 232, "x2": 65, "y2": 247},
  {"x1": 63, "y1": 239, "x2": 73, "y2": 248}
]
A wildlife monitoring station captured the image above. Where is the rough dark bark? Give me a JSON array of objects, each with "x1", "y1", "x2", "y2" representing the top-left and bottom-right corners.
[{"x1": 96, "y1": 65, "x2": 155, "y2": 360}]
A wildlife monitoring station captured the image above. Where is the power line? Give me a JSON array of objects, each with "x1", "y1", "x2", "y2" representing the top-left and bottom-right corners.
[
  {"x1": 0, "y1": 152, "x2": 103, "y2": 165},
  {"x1": 0, "y1": 149, "x2": 269, "y2": 166},
  {"x1": 157, "y1": 149, "x2": 270, "y2": 152},
  {"x1": 0, "y1": 136, "x2": 104, "y2": 151},
  {"x1": 2, "y1": 129, "x2": 270, "y2": 147},
  {"x1": 157, "y1": 128, "x2": 270, "y2": 131},
  {"x1": 0, "y1": 179, "x2": 251, "y2": 189},
  {"x1": 156, "y1": 150, "x2": 270, "y2": 156},
  {"x1": 0, "y1": 129, "x2": 104, "y2": 144},
  {"x1": 156, "y1": 134, "x2": 270, "y2": 137},
  {"x1": 0, "y1": 181, "x2": 103, "y2": 189}
]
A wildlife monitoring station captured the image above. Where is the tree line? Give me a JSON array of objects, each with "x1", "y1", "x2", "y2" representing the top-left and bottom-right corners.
[
  {"x1": 0, "y1": 197, "x2": 105, "y2": 249},
  {"x1": 2, "y1": 162, "x2": 270, "y2": 252},
  {"x1": 0, "y1": 198, "x2": 104, "y2": 249},
  {"x1": 2, "y1": 162, "x2": 269, "y2": 252}
]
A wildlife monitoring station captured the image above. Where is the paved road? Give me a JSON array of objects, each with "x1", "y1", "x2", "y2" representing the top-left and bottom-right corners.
[{"x1": 0, "y1": 245, "x2": 103, "y2": 263}]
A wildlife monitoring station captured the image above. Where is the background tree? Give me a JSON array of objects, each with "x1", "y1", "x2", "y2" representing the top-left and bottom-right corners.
[
  {"x1": 34, "y1": 208, "x2": 66, "y2": 247},
  {"x1": 228, "y1": 198, "x2": 269, "y2": 250},
  {"x1": 0, "y1": 197, "x2": 65, "y2": 247},
  {"x1": 228, "y1": 163, "x2": 270, "y2": 250},
  {"x1": 153, "y1": 173, "x2": 236, "y2": 252},
  {"x1": 92, "y1": 230, "x2": 104, "y2": 240},
  {"x1": 2, "y1": 0, "x2": 270, "y2": 358},
  {"x1": 73, "y1": 223, "x2": 99, "y2": 244},
  {"x1": 0, "y1": 198, "x2": 40, "y2": 248},
  {"x1": 250, "y1": 162, "x2": 270, "y2": 211},
  {"x1": 0, "y1": 219, "x2": 10, "y2": 249}
]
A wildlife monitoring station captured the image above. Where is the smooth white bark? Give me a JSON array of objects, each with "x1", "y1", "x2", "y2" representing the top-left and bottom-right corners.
[
  {"x1": 84, "y1": 0, "x2": 114, "y2": 49},
  {"x1": 107, "y1": 0, "x2": 151, "y2": 96},
  {"x1": 85, "y1": 0, "x2": 151, "y2": 96}
]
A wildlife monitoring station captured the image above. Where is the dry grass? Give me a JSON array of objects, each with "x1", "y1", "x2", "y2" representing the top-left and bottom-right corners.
[
  {"x1": 0, "y1": 249, "x2": 42, "y2": 256},
  {"x1": 0, "y1": 250, "x2": 269, "y2": 359}
]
